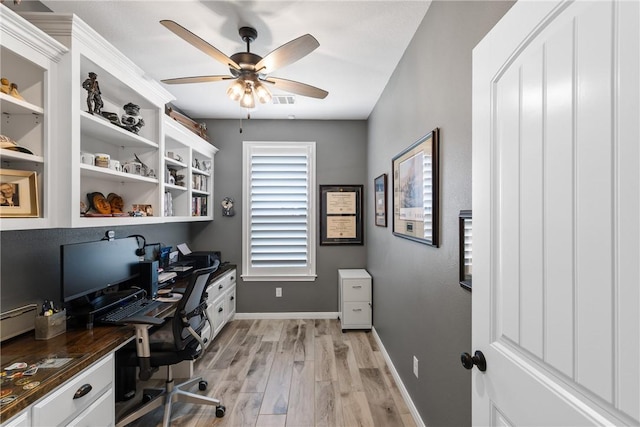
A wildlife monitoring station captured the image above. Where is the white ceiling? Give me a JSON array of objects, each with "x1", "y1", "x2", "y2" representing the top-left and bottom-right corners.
[{"x1": 33, "y1": 0, "x2": 431, "y2": 121}]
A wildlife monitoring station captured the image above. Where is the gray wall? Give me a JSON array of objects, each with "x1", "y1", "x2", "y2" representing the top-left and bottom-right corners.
[
  {"x1": 0, "y1": 223, "x2": 190, "y2": 312},
  {"x1": 367, "y1": 1, "x2": 514, "y2": 426},
  {"x1": 190, "y1": 119, "x2": 368, "y2": 313}
]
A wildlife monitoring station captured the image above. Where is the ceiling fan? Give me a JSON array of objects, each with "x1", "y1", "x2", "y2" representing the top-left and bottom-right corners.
[{"x1": 159, "y1": 20, "x2": 328, "y2": 110}]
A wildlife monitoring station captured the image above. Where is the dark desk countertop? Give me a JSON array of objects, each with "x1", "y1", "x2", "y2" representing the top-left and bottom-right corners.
[
  {"x1": 0, "y1": 324, "x2": 134, "y2": 422},
  {"x1": 0, "y1": 264, "x2": 236, "y2": 423}
]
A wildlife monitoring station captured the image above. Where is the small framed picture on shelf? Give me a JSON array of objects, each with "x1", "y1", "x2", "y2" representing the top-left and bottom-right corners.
[
  {"x1": 131, "y1": 204, "x2": 153, "y2": 216},
  {"x1": 0, "y1": 169, "x2": 39, "y2": 218}
]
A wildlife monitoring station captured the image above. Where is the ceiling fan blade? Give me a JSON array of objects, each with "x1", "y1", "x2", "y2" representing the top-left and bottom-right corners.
[
  {"x1": 255, "y1": 34, "x2": 320, "y2": 74},
  {"x1": 160, "y1": 20, "x2": 241, "y2": 71},
  {"x1": 263, "y1": 77, "x2": 328, "y2": 99},
  {"x1": 161, "y1": 75, "x2": 235, "y2": 85}
]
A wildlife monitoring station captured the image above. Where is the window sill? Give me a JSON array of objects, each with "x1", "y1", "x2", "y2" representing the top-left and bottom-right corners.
[{"x1": 241, "y1": 274, "x2": 317, "y2": 282}]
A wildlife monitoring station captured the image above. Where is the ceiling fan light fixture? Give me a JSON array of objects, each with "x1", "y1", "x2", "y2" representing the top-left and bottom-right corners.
[
  {"x1": 254, "y1": 81, "x2": 272, "y2": 104},
  {"x1": 160, "y1": 21, "x2": 327, "y2": 113},
  {"x1": 240, "y1": 84, "x2": 255, "y2": 109},
  {"x1": 226, "y1": 80, "x2": 244, "y2": 101}
]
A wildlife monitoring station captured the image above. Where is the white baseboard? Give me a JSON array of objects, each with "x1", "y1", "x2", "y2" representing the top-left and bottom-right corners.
[
  {"x1": 234, "y1": 312, "x2": 339, "y2": 320},
  {"x1": 372, "y1": 327, "x2": 425, "y2": 427}
]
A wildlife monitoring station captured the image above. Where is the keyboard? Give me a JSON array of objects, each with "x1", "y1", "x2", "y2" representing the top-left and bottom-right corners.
[{"x1": 98, "y1": 298, "x2": 163, "y2": 324}]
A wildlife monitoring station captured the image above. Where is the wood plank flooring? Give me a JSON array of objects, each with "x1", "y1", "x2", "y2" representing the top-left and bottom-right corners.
[{"x1": 117, "y1": 319, "x2": 417, "y2": 427}]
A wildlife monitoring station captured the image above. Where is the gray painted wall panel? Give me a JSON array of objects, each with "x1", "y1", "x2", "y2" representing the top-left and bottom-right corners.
[
  {"x1": 190, "y1": 119, "x2": 368, "y2": 313},
  {"x1": 367, "y1": 2, "x2": 514, "y2": 426},
  {"x1": 1, "y1": 223, "x2": 190, "y2": 312}
]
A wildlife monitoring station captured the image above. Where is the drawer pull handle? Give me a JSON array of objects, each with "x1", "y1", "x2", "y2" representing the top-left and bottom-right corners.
[
  {"x1": 219, "y1": 284, "x2": 224, "y2": 290},
  {"x1": 218, "y1": 307, "x2": 224, "y2": 313},
  {"x1": 230, "y1": 277, "x2": 235, "y2": 281},
  {"x1": 73, "y1": 384, "x2": 92, "y2": 399},
  {"x1": 352, "y1": 285, "x2": 362, "y2": 289},
  {"x1": 230, "y1": 296, "x2": 235, "y2": 301},
  {"x1": 353, "y1": 308, "x2": 362, "y2": 312}
]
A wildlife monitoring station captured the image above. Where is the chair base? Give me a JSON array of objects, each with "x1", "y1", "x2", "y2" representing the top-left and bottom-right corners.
[{"x1": 116, "y1": 374, "x2": 225, "y2": 427}]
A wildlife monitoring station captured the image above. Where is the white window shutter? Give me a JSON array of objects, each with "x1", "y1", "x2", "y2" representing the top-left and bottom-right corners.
[{"x1": 242, "y1": 142, "x2": 316, "y2": 281}]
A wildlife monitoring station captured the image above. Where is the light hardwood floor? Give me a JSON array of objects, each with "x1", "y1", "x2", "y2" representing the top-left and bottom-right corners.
[{"x1": 117, "y1": 319, "x2": 417, "y2": 427}]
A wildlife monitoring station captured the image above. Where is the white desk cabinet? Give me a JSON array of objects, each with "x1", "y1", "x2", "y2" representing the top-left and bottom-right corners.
[
  {"x1": 0, "y1": 354, "x2": 115, "y2": 427},
  {"x1": 203, "y1": 268, "x2": 236, "y2": 347},
  {"x1": 338, "y1": 269, "x2": 372, "y2": 332}
]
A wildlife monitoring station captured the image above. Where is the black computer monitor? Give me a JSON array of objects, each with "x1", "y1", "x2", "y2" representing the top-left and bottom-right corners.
[{"x1": 61, "y1": 237, "x2": 140, "y2": 303}]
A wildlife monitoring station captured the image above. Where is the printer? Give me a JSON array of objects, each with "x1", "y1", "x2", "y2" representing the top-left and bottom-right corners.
[{"x1": 181, "y1": 250, "x2": 221, "y2": 270}]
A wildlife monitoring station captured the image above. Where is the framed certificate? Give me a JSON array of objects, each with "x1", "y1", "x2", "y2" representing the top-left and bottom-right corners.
[{"x1": 319, "y1": 185, "x2": 363, "y2": 245}]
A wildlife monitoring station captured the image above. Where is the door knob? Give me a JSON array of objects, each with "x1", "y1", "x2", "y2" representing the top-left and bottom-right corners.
[{"x1": 461, "y1": 350, "x2": 487, "y2": 372}]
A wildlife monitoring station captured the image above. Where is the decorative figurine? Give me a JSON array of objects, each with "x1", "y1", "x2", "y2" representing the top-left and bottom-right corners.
[
  {"x1": 87, "y1": 192, "x2": 111, "y2": 214},
  {"x1": 82, "y1": 72, "x2": 103, "y2": 114},
  {"x1": 1, "y1": 78, "x2": 24, "y2": 101},
  {"x1": 121, "y1": 103, "x2": 145, "y2": 134},
  {"x1": 9, "y1": 83, "x2": 24, "y2": 101},
  {"x1": 0, "y1": 78, "x2": 10, "y2": 95},
  {"x1": 107, "y1": 193, "x2": 124, "y2": 213},
  {"x1": 221, "y1": 197, "x2": 235, "y2": 217},
  {"x1": 100, "y1": 111, "x2": 121, "y2": 126}
]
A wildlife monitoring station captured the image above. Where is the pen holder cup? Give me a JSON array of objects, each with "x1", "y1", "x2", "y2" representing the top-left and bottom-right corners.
[{"x1": 35, "y1": 309, "x2": 66, "y2": 340}]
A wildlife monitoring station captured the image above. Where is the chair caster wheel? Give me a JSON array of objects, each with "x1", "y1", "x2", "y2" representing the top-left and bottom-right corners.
[
  {"x1": 142, "y1": 393, "x2": 153, "y2": 403},
  {"x1": 198, "y1": 380, "x2": 208, "y2": 391},
  {"x1": 216, "y1": 405, "x2": 226, "y2": 418}
]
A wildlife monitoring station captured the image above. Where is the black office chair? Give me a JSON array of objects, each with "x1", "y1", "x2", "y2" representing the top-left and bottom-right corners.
[{"x1": 116, "y1": 263, "x2": 225, "y2": 427}]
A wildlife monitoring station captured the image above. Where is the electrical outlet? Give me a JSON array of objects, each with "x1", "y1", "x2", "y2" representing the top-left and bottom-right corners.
[
  {"x1": 413, "y1": 356, "x2": 419, "y2": 378},
  {"x1": 276, "y1": 287, "x2": 282, "y2": 297}
]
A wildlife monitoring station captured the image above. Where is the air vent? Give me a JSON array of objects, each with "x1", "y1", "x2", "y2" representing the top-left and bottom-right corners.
[{"x1": 272, "y1": 95, "x2": 296, "y2": 105}]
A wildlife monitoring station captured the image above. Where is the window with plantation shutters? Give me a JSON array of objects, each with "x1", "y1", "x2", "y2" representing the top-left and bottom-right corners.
[{"x1": 242, "y1": 141, "x2": 316, "y2": 281}]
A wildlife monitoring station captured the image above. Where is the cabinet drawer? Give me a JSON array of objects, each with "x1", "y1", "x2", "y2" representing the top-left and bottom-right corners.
[
  {"x1": 207, "y1": 270, "x2": 235, "y2": 302},
  {"x1": 1, "y1": 408, "x2": 30, "y2": 427},
  {"x1": 66, "y1": 388, "x2": 113, "y2": 427},
  {"x1": 206, "y1": 297, "x2": 226, "y2": 335},
  {"x1": 32, "y1": 355, "x2": 113, "y2": 427},
  {"x1": 342, "y1": 301, "x2": 372, "y2": 326},
  {"x1": 225, "y1": 286, "x2": 236, "y2": 321},
  {"x1": 201, "y1": 321, "x2": 212, "y2": 349},
  {"x1": 213, "y1": 298, "x2": 226, "y2": 334},
  {"x1": 342, "y1": 279, "x2": 371, "y2": 301}
]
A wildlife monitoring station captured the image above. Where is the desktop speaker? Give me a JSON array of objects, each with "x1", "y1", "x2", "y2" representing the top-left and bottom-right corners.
[{"x1": 140, "y1": 260, "x2": 158, "y2": 299}]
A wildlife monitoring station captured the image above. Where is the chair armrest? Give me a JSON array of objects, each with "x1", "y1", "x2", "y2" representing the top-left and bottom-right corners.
[{"x1": 127, "y1": 316, "x2": 164, "y2": 381}]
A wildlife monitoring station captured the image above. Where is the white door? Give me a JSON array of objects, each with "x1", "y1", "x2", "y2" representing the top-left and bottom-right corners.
[{"x1": 472, "y1": 0, "x2": 639, "y2": 425}]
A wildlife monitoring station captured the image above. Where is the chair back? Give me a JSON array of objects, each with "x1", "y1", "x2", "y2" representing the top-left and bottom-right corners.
[{"x1": 172, "y1": 261, "x2": 220, "y2": 351}]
